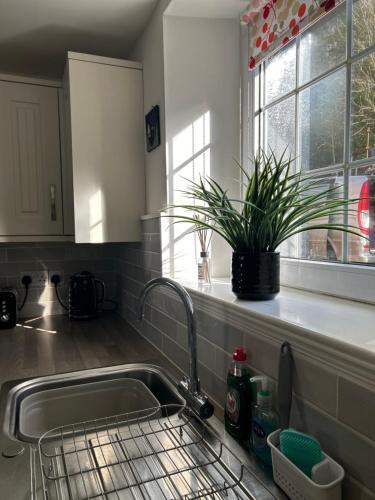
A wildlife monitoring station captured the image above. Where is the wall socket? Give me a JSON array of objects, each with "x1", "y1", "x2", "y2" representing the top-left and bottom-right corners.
[
  {"x1": 48, "y1": 270, "x2": 65, "y2": 285},
  {"x1": 20, "y1": 271, "x2": 48, "y2": 288}
]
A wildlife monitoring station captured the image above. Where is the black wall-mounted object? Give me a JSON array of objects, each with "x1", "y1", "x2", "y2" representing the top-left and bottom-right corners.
[
  {"x1": 145, "y1": 105, "x2": 161, "y2": 152},
  {"x1": 0, "y1": 289, "x2": 18, "y2": 329}
]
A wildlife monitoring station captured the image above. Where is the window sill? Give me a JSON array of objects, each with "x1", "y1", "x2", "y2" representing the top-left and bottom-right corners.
[{"x1": 168, "y1": 277, "x2": 375, "y2": 379}]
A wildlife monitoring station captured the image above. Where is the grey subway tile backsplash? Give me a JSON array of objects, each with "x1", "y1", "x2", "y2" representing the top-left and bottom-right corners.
[
  {"x1": 143, "y1": 251, "x2": 162, "y2": 272},
  {"x1": 7, "y1": 246, "x2": 65, "y2": 261},
  {"x1": 293, "y1": 354, "x2": 338, "y2": 416},
  {"x1": 151, "y1": 307, "x2": 180, "y2": 341},
  {"x1": 197, "y1": 336, "x2": 217, "y2": 374},
  {"x1": 196, "y1": 309, "x2": 244, "y2": 353},
  {"x1": 344, "y1": 475, "x2": 375, "y2": 500},
  {"x1": 215, "y1": 348, "x2": 233, "y2": 382},
  {"x1": 150, "y1": 292, "x2": 187, "y2": 324},
  {"x1": 198, "y1": 363, "x2": 227, "y2": 406},
  {"x1": 0, "y1": 248, "x2": 7, "y2": 262},
  {"x1": 142, "y1": 320, "x2": 163, "y2": 350},
  {"x1": 243, "y1": 332, "x2": 279, "y2": 380},
  {"x1": 0, "y1": 242, "x2": 116, "y2": 319},
  {"x1": 142, "y1": 217, "x2": 161, "y2": 234},
  {"x1": 163, "y1": 336, "x2": 189, "y2": 373},
  {"x1": 338, "y1": 377, "x2": 375, "y2": 441},
  {"x1": 291, "y1": 395, "x2": 375, "y2": 492},
  {"x1": 142, "y1": 233, "x2": 161, "y2": 253}
]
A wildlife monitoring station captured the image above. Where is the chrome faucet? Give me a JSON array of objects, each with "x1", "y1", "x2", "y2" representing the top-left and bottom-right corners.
[{"x1": 137, "y1": 277, "x2": 214, "y2": 419}]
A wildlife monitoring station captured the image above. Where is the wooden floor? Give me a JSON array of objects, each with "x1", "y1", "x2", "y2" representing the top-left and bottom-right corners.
[{"x1": 0, "y1": 313, "x2": 177, "y2": 385}]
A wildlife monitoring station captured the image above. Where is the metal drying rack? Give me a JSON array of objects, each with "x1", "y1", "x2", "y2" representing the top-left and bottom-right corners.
[{"x1": 38, "y1": 404, "x2": 257, "y2": 500}]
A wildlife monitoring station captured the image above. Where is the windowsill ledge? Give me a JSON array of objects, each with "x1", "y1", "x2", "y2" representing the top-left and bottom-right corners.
[{"x1": 168, "y1": 277, "x2": 375, "y2": 378}]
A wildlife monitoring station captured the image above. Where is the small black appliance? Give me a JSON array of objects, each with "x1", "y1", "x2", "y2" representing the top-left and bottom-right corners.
[
  {"x1": 0, "y1": 289, "x2": 18, "y2": 329},
  {"x1": 69, "y1": 271, "x2": 105, "y2": 320}
]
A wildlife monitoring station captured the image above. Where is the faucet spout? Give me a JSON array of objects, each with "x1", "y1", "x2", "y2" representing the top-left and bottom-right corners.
[
  {"x1": 138, "y1": 277, "x2": 214, "y2": 419},
  {"x1": 138, "y1": 277, "x2": 199, "y2": 392}
]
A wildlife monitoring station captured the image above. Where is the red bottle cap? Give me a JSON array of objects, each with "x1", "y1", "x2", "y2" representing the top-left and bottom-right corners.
[{"x1": 233, "y1": 346, "x2": 247, "y2": 361}]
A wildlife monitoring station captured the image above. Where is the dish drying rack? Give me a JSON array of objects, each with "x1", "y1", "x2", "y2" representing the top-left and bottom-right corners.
[{"x1": 37, "y1": 404, "x2": 257, "y2": 500}]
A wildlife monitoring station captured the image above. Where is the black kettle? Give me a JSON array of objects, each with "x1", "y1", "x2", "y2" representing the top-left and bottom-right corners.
[{"x1": 69, "y1": 271, "x2": 105, "y2": 320}]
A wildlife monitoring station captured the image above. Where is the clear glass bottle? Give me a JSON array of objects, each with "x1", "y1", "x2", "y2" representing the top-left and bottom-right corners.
[{"x1": 198, "y1": 251, "x2": 210, "y2": 283}]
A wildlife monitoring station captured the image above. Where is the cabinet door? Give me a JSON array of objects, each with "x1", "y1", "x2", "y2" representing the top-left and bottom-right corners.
[
  {"x1": 68, "y1": 58, "x2": 145, "y2": 243},
  {"x1": 60, "y1": 67, "x2": 75, "y2": 235},
  {"x1": 0, "y1": 81, "x2": 63, "y2": 235}
]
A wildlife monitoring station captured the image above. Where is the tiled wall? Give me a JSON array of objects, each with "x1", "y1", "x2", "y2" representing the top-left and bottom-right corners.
[
  {"x1": 0, "y1": 242, "x2": 117, "y2": 318},
  {"x1": 116, "y1": 216, "x2": 375, "y2": 500}
]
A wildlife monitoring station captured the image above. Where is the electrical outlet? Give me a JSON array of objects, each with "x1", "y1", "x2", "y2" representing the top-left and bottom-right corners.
[
  {"x1": 20, "y1": 271, "x2": 48, "y2": 288},
  {"x1": 48, "y1": 270, "x2": 64, "y2": 286}
]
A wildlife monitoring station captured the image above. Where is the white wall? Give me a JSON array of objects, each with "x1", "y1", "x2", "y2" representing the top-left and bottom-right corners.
[
  {"x1": 163, "y1": 16, "x2": 240, "y2": 278},
  {"x1": 130, "y1": 0, "x2": 171, "y2": 215}
]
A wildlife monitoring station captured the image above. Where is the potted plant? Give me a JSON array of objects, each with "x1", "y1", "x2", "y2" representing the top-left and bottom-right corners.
[{"x1": 169, "y1": 150, "x2": 362, "y2": 300}]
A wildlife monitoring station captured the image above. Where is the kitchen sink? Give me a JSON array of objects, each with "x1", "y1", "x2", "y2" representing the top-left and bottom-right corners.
[
  {"x1": 0, "y1": 363, "x2": 283, "y2": 500},
  {"x1": 3, "y1": 363, "x2": 185, "y2": 443}
]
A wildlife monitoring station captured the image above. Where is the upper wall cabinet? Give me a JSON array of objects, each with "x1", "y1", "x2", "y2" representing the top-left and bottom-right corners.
[
  {"x1": 0, "y1": 80, "x2": 63, "y2": 236},
  {"x1": 64, "y1": 52, "x2": 146, "y2": 243}
]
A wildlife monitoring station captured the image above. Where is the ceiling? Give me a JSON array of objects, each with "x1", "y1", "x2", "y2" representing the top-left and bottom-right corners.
[
  {"x1": 0, "y1": 0, "x2": 158, "y2": 78},
  {"x1": 165, "y1": 0, "x2": 248, "y2": 19}
]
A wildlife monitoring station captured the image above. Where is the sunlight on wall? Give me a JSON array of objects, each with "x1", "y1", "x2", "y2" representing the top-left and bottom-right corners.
[
  {"x1": 89, "y1": 190, "x2": 104, "y2": 243},
  {"x1": 163, "y1": 111, "x2": 211, "y2": 280}
]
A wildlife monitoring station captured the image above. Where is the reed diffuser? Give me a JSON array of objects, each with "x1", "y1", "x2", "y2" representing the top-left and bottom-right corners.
[{"x1": 194, "y1": 215, "x2": 212, "y2": 284}]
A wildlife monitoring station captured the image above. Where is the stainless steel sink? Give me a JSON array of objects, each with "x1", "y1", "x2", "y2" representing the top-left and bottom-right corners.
[
  {"x1": 0, "y1": 363, "x2": 284, "y2": 500},
  {"x1": 3, "y1": 363, "x2": 185, "y2": 443}
]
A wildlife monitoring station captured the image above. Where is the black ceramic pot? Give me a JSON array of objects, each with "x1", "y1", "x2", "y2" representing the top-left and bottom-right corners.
[{"x1": 232, "y1": 252, "x2": 280, "y2": 300}]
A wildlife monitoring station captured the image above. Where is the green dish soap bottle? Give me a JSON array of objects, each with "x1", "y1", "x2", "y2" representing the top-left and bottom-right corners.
[
  {"x1": 224, "y1": 347, "x2": 252, "y2": 440},
  {"x1": 250, "y1": 376, "x2": 278, "y2": 465}
]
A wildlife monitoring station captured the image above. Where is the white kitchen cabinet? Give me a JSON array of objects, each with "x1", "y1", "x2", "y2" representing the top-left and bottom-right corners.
[
  {"x1": 64, "y1": 52, "x2": 146, "y2": 243},
  {"x1": 0, "y1": 80, "x2": 63, "y2": 236}
]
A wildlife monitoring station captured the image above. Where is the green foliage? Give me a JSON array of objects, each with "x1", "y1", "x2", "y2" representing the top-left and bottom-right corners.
[{"x1": 169, "y1": 150, "x2": 362, "y2": 254}]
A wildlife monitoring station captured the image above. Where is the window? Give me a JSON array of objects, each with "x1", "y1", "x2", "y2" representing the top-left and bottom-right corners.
[{"x1": 251, "y1": 0, "x2": 375, "y2": 265}]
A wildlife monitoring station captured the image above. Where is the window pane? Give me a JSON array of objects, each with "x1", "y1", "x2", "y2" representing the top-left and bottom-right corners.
[
  {"x1": 352, "y1": 0, "x2": 375, "y2": 55},
  {"x1": 351, "y1": 52, "x2": 375, "y2": 161},
  {"x1": 299, "y1": 172, "x2": 344, "y2": 261},
  {"x1": 265, "y1": 42, "x2": 296, "y2": 104},
  {"x1": 265, "y1": 96, "x2": 295, "y2": 159},
  {"x1": 299, "y1": 68, "x2": 346, "y2": 171},
  {"x1": 299, "y1": 3, "x2": 346, "y2": 85},
  {"x1": 254, "y1": 66, "x2": 261, "y2": 112},
  {"x1": 279, "y1": 236, "x2": 299, "y2": 258},
  {"x1": 253, "y1": 113, "x2": 260, "y2": 157},
  {"x1": 348, "y1": 166, "x2": 375, "y2": 263},
  {"x1": 279, "y1": 172, "x2": 344, "y2": 260}
]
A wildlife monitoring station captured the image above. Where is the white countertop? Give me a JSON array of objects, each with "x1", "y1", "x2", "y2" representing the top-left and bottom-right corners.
[{"x1": 177, "y1": 278, "x2": 375, "y2": 357}]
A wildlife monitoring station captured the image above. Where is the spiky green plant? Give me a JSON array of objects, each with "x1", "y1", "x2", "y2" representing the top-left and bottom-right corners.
[{"x1": 168, "y1": 150, "x2": 363, "y2": 253}]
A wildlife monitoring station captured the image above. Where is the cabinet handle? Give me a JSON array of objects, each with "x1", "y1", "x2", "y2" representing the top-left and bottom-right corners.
[{"x1": 50, "y1": 184, "x2": 57, "y2": 221}]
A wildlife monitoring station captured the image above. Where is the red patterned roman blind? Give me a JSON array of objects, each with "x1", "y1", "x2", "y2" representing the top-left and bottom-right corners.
[{"x1": 241, "y1": 0, "x2": 345, "y2": 70}]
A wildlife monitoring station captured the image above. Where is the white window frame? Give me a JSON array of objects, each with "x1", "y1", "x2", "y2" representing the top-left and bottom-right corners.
[{"x1": 241, "y1": 0, "x2": 375, "y2": 305}]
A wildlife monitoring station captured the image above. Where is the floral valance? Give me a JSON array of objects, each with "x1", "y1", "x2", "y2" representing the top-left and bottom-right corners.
[{"x1": 241, "y1": 0, "x2": 344, "y2": 70}]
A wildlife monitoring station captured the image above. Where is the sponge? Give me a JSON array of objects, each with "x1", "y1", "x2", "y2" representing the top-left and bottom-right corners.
[{"x1": 280, "y1": 429, "x2": 323, "y2": 478}]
